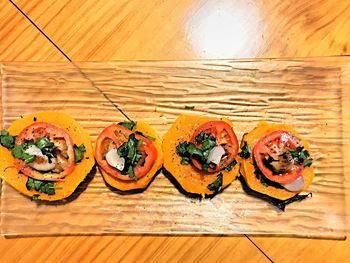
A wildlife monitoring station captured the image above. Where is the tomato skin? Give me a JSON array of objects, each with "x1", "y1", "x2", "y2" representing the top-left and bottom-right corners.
[
  {"x1": 94, "y1": 124, "x2": 158, "y2": 181},
  {"x1": 189, "y1": 120, "x2": 238, "y2": 173},
  {"x1": 14, "y1": 122, "x2": 75, "y2": 181},
  {"x1": 253, "y1": 130, "x2": 304, "y2": 184}
]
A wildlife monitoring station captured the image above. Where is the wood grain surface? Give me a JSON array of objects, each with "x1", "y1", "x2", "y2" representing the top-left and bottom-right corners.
[
  {"x1": 7, "y1": 0, "x2": 350, "y2": 60},
  {"x1": 0, "y1": 236, "x2": 270, "y2": 263},
  {"x1": 0, "y1": 1, "x2": 64, "y2": 61},
  {"x1": 0, "y1": 0, "x2": 350, "y2": 262}
]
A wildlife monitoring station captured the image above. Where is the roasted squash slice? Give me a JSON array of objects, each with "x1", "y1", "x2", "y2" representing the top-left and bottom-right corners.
[
  {"x1": 0, "y1": 112, "x2": 95, "y2": 201},
  {"x1": 239, "y1": 121, "x2": 314, "y2": 200},
  {"x1": 97, "y1": 122, "x2": 163, "y2": 192},
  {"x1": 163, "y1": 115, "x2": 240, "y2": 196}
]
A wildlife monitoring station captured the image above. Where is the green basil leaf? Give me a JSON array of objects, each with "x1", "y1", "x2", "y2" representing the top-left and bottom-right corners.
[
  {"x1": 207, "y1": 173, "x2": 223, "y2": 192},
  {"x1": 202, "y1": 163, "x2": 209, "y2": 172},
  {"x1": 118, "y1": 121, "x2": 137, "y2": 130},
  {"x1": 176, "y1": 141, "x2": 189, "y2": 156},
  {"x1": 135, "y1": 131, "x2": 155, "y2": 141},
  {"x1": 1, "y1": 130, "x2": 9, "y2": 136},
  {"x1": 26, "y1": 177, "x2": 57, "y2": 196},
  {"x1": 224, "y1": 159, "x2": 237, "y2": 171},
  {"x1": 185, "y1": 105, "x2": 195, "y2": 110},
  {"x1": 195, "y1": 132, "x2": 212, "y2": 143},
  {"x1": 239, "y1": 142, "x2": 251, "y2": 159},
  {"x1": 24, "y1": 154, "x2": 35, "y2": 164},
  {"x1": 1, "y1": 135, "x2": 15, "y2": 149},
  {"x1": 74, "y1": 144, "x2": 86, "y2": 163},
  {"x1": 12, "y1": 145, "x2": 24, "y2": 159},
  {"x1": 127, "y1": 166, "x2": 138, "y2": 181},
  {"x1": 36, "y1": 137, "x2": 54, "y2": 150},
  {"x1": 186, "y1": 143, "x2": 203, "y2": 158},
  {"x1": 201, "y1": 138, "x2": 216, "y2": 151},
  {"x1": 285, "y1": 146, "x2": 311, "y2": 165},
  {"x1": 304, "y1": 159, "x2": 313, "y2": 167},
  {"x1": 180, "y1": 156, "x2": 190, "y2": 165},
  {"x1": 31, "y1": 194, "x2": 40, "y2": 201},
  {"x1": 0, "y1": 130, "x2": 16, "y2": 149}
]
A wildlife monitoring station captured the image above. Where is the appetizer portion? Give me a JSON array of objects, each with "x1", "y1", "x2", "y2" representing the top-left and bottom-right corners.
[
  {"x1": 0, "y1": 112, "x2": 95, "y2": 201},
  {"x1": 239, "y1": 122, "x2": 314, "y2": 204},
  {"x1": 95, "y1": 121, "x2": 163, "y2": 192},
  {"x1": 163, "y1": 115, "x2": 239, "y2": 197}
]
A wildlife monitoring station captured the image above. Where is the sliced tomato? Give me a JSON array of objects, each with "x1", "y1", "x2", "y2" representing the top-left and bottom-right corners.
[
  {"x1": 253, "y1": 130, "x2": 304, "y2": 184},
  {"x1": 14, "y1": 122, "x2": 75, "y2": 181},
  {"x1": 189, "y1": 120, "x2": 238, "y2": 173},
  {"x1": 94, "y1": 124, "x2": 158, "y2": 181}
]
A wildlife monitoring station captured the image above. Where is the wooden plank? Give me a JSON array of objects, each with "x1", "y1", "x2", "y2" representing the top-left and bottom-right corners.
[
  {"x1": 0, "y1": 1, "x2": 65, "y2": 61},
  {"x1": 0, "y1": 236, "x2": 270, "y2": 263},
  {"x1": 0, "y1": 58, "x2": 348, "y2": 238},
  {"x1": 251, "y1": 237, "x2": 350, "y2": 262},
  {"x1": 11, "y1": 0, "x2": 350, "y2": 60}
]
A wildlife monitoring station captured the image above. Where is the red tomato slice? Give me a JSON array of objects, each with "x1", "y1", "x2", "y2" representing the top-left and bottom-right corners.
[
  {"x1": 253, "y1": 130, "x2": 304, "y2": 184},
  {"x1": 94, "y1": 124, "x2": 157, "y2": 181},
  {"x1": 14, "y1": 122, "x2": 75, "y2": 181},
  {"x1": 190, "y1": 120, "x2": 238, "y2": 173}
]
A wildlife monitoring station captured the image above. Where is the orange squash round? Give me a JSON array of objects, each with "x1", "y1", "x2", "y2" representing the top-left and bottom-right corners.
[
  {"x1": 0, "y1": 112, "x2": 95, "y2": 201},
  {"x1": 163, "y1": 115, "x2": 240, "y2": 196},
  {"x1": 98, "y1": 121, "x2": 163, "y2": 192},
  {"x1": 239, "y1": 122, "x2": 314, "y2": 200}
]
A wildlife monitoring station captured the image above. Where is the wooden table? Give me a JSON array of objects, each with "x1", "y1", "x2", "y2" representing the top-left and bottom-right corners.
[{"x1": 0, "y1": 0, "x2": 349, "y2": 262}]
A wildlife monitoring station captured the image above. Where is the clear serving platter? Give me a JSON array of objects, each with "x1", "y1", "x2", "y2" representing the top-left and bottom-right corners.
[{"x1": 0, "y1": 57, "x2": 349, "y2": 238}]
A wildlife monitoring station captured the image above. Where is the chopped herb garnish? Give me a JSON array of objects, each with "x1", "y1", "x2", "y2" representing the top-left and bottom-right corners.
[
  {"x1": 254, "y1": 163, "x2": 284, "y2": 189},
  {"x1": 176, "y1": 133, "x2": 217, "y2": 170},
  {"x1": 118, "y1": 121, "x2": 137, "y2": 130},
  {"x1": 239, "y1": 141, "x2": 251, "y2": 159},
  {"x1": 180, "y1": 156, "x2": 190, "y2": 165},
  {"x1": 37, "y1": 137, "x2": 56, "y2": 161},
  {"x1": 1, "y1": 130, "x2": 9, "y2": 136},
  {"x1": 7, "y1": 136, "x2": 57, "y2": 164},
  {"x1": 11, "y1": 143, "x2": 36, "y2": 164},
  {"x1": 224, "y1": 159, "x2": 237, "y2": 172},
  {"x1": 282, "y1": 146, "x2": 312, "y2": 167},
  {"x1": 135, "y1": 131, "x2": 155, "y2": 141},
  {"x1": 185, "y1": 105, "x2": 195, "y2": 110},
  {"x1": 262, "y1": 155, "x2": 287, "y2": 175},
  {"x1": 202, "y1": 163, "x2": 209, "y2": 172},
  {"x1": 36, "y1": 137, "x2": 54, "y2": 150},
  {"x1": 26, "y1": 177, "x2": 57, "y2": 195},
  {"x1": 195, "y1": 132, "x2": 214, "y2": 143},
  {"x1": 117, "y1": 134, "x2": 143, "y2": 181},
  {"x1": 127, "y1": 165, "x2": 138, "y2": 181},
  {"x1": 304, "y1": 159, "x2": 313, "y2": 167},
  {"x1": 207, "y1": 173, "x2": 223, "y2": 192},
  {"x1": 0, "y1": 130, "x2": 16, "y2": 149},
  {"x1": 74, "y1": 144, "x2": 86, "y2": 163},
  {"x1": 176, "y1": 141, "x2": 189, "y2": 156},
  {"x1": 31, "y1": 194, "x2": 40, "y2": 201},
  {"x1": 201, "y1": 137, "x2": 216, "y2": 151},
  {"x1": 186, "y1": 143, "x2": 204, "y2": 158}
]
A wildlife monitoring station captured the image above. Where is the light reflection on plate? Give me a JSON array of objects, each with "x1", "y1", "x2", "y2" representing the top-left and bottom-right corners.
[{"x1": 186, "y1": 1, "x2": 264, "y2": 58}]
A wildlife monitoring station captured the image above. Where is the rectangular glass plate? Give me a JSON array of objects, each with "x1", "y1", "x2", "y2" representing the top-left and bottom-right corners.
[{"x1": 1, "y1": 57, "x2": 349, "y2": 238}]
